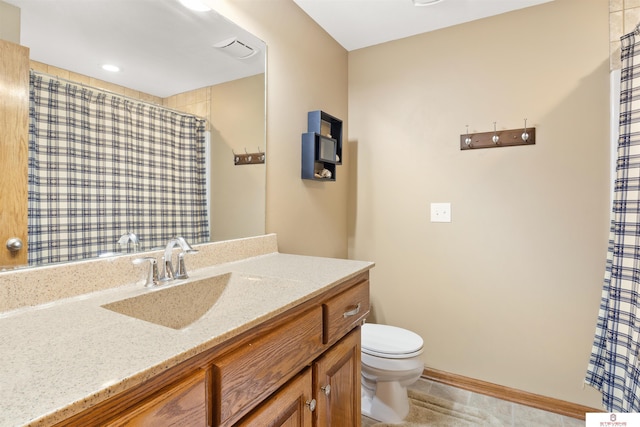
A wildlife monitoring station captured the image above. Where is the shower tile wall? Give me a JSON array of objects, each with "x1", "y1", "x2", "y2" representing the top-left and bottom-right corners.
[
  {"x1": 610, "y1": 0, "x2": 640, "y2": 69},
  {"x1": 163, "y1": 86, "x2": 212, "y2": 129},
  {"x1": 29, "y1": 60, "x2": 163, "y2": 104}
]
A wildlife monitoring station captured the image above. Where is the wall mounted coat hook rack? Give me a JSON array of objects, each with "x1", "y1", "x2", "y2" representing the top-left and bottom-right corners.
[
  {"x1": 233, "y1": 147, "x2": 265, "y2": 165},
  {"x1": 460, "y1": 122, "x2": 535, "y2": 150}
]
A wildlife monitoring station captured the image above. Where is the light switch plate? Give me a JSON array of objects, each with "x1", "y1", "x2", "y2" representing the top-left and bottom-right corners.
[{"x1": 430, "y1": 202, "x2": 451, "y2": 222}]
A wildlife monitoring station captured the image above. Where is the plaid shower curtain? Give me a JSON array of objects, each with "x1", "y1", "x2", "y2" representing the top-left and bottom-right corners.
[
  {"x1": 585, "y1": 28, "x2": 640, "y2": 412},
  {"x1": 27, "y1": 71, "x2": 209, "y2": 265}
]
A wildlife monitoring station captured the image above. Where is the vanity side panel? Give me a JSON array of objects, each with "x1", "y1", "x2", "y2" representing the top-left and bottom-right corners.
[{"x1": 213, "y1": 306, "x2": 324, "y2": 427}]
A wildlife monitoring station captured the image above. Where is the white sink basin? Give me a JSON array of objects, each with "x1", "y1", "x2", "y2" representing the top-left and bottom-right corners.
[{"x1": 102, "y1": 273, "x2": 235, "y2": 329}]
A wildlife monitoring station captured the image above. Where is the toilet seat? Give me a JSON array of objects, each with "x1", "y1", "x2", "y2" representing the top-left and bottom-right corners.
[{"x1": 362, "y1": 323, "x2": 423, "y2": 359}]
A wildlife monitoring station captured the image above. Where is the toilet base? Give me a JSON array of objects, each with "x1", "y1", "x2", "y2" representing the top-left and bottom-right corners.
[{"x1": 361, "y1": 380, "x2": 410, "y2": 423}]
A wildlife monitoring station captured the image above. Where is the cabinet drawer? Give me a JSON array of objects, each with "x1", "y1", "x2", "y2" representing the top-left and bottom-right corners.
[
  {"x1": 213, "y1": 306, "x2": 323, "y2": 426},
  {"x1": 104, "y1": 370, "x2": 208, "y2": 427},
  {"x1": 323, "y1": 279, "x2": 369, "y2": 344}
]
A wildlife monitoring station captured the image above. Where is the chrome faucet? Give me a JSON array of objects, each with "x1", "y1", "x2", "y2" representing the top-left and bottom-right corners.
[
  {"x1": 118, "y1": 232, "x2": 141, "y2": 253},
  {"x1": 161, "y1": 237, "x2": 198, "y2": 281}
]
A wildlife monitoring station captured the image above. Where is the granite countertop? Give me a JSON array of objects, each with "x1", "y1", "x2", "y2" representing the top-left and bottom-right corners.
[{"x1": 0, "y1": 252, "x2": 373, "y2": 427}]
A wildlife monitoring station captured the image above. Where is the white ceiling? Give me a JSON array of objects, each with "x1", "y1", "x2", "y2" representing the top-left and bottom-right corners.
[
  {"x1": 293, "y1": 0, "x2": 554, "y2": 51},
  {"x1": 7, "y1": 0, "x2": 266, "y2": 98},
  {"x1": 7, "y1": 0, "x2": 553, "y2": 97}
]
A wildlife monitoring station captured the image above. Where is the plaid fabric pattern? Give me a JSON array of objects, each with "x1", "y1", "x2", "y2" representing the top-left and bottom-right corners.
[
  {"x1": 27, "y1": 72, "x2": 209, "y2": 265},
  {"x1": 585, "y1": 29, "x2": 640, "y2": 412}
]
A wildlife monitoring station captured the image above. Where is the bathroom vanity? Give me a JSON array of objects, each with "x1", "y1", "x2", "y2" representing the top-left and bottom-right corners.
[
  {"x1": 58, "y1": 272, "x2": 369, "y2": 426},
  {"x1": 0, "y1": 235, "x2": 373, "y2": 426}
]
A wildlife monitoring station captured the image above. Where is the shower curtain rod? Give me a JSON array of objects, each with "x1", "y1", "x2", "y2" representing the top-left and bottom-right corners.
[{"x1": 30, "y1": 69, "x2": 209, "y2": 122}]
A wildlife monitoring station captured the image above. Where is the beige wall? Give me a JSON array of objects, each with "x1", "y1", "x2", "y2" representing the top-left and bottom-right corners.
[
  {"x1": 210, "y1": 0, "x2": 350, "y2": 258},
  {"x1": 348, "y1": 0, "x2": 609, "y2": 408},
  {"x1": 0, "y1": 0, "x2": 20, "y2": 44},
  {"x1": 208, "y1": 75, "x2": 266, "y2": 242}
]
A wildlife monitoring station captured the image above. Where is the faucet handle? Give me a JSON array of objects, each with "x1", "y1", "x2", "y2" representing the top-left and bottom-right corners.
[
  {"x1": 132, "y1": 256, "x2": 159, "y2": 287},
  {"x1": 174, "y1": 250, "x2": 199, "y2": 280},
  {"x1": 171, "y1": 237, "x2": 198, "y2": 280}
]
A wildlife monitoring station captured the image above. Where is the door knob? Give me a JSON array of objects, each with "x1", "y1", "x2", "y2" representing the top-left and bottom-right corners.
[
  {"x1": 321, "y1": 384, "x2": 331, "y2": 396},
  {"x1": 6, "y1": 238, "x2": 23, "y2": 252}
]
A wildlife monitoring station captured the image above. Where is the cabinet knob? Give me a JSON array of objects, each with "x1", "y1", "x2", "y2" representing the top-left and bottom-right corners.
[
  {"x1": 306, "y1": 398, "x2": 317, "y2": 412},
  {"x1": 321, "y1": 384, "x2": 331, "y2": 396},
  {"x1": 6, "y1": 238, "x2": 23, "y2": 252}
]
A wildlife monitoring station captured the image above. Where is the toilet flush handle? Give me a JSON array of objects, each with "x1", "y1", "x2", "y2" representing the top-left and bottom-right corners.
[{"x1": 343, "y1": 303, "x2": 361, "y2": 318}]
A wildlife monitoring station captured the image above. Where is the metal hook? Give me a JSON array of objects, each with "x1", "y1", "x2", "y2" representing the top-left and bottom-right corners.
[
  {"x1": 464, "y1": 125, "x2": 472, "y2": 146},
  {"x1": 492, "y1": 122, "x2": 499, "y2": 144},
  {"x1": 521, "y1": 118, "x2": 529, "y2": 142}
]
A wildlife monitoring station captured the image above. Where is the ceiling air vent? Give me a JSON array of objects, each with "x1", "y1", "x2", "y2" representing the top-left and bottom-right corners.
[{"x1": 214, "y1": 37, "x2": 257, "y2": 59}]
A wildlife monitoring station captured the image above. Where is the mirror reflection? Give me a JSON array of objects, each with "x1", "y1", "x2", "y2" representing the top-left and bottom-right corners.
[{"x1": 2, "y1": 0, "x2": 266, "y2": 268}]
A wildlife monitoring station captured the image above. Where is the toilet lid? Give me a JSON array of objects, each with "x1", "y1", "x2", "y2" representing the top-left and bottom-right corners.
[{"x1": 361, "y1": 323, "x2": 423, "y2": 358}]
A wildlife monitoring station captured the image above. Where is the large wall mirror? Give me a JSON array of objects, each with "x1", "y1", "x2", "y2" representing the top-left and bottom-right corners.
[{"x1": 2, "y1": 0, "x2": 266, "y2": 268}]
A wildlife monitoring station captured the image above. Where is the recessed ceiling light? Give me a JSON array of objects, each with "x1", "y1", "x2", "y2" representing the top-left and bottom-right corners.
[
  {"x1": 101, "y1": 64, "x2": 120, "y2": 72},
  {"x1": 412, "y1": 0, "x2": 443, "y2": 6},
  {"x1": 178, "y1": 0, "x2": 211, "y2": 12}
]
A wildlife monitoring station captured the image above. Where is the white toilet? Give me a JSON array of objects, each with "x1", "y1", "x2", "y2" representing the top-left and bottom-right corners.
[{"x1": 360, "y1": 323, "x2": 424, "y2": 423}]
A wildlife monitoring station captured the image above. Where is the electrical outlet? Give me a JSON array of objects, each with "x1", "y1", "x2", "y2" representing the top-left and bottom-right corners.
[{"x1": 430, "y1": 202, "x2": 451, "y2": 223}]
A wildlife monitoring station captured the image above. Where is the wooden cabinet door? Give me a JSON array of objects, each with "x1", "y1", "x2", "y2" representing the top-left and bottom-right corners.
[
  {"x1": 0, "y1": 40, "x2": 29, "y2": 267},
  {"x1": 237, "y1": 368, "x2": 314, "y2": 427},
  {"x1": 314, "y1": 327, "x2": 361, "y2": 427}
]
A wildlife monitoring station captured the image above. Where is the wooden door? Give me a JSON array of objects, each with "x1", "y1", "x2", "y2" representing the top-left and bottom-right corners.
[
  {"x1": 314, "y1": 328, "x2": 362, "y2": 427},
  {"x1": 0, "y1": 39, "x2": 29, "y2": 267},
  {"x1": 237, "y1": 368, "x2": 314, "y2": 427}
]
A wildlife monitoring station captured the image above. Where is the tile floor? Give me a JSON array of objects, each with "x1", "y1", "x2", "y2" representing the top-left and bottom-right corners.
[{"x1": 361, "y1": 378, "x2": 585, "y2": 427}]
